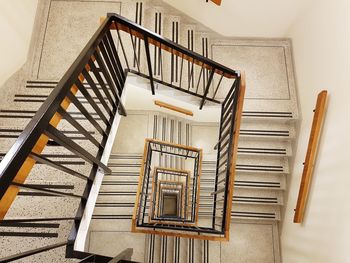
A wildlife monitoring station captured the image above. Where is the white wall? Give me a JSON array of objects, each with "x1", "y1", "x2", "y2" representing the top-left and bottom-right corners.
[
  {"x1": 281, "y1": 0, "x2": 350, "y2": 262},
  {"x1": 163, "y1": 0, "x2": 312, "y2": 37},
  {"x1": 0, "y1": 0, "x2": 38, "y2": 87}
]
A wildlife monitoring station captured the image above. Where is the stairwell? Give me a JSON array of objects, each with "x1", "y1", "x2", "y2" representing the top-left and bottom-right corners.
[{"x1": 0, "y1": 0, "x2": 298, "y2": 262}]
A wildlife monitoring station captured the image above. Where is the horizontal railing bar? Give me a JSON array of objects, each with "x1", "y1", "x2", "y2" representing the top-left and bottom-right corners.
[
  {"x1": 13, "y1": 183, "x2": 74, "y2": 190},
  {"x1": 66, "y1": 91, "x2": 107, "y2": 136},
  {"x1": 11, "y1": 182, "x2": 84, "y2": 199},
  {"x1": 0, "y1": 217, "x2": 79, "y2": 223},
  {"x1": 29, "y1": 152, "x2": 90, "y2": 181},
  {"x1": 75, "y1": 80, "x2": 111, "y2": 126},
  {"x1": 210, "y1": 187, "x2": 225, "y2": 196},
  {"x1": 88, "y1": 60, "x2": 117, "y2": 107},
  {"x1": 81, "y1": 68, "x2": 114, "y2": 115},
  {"x1": 56, "y1": 107, "x2": 102, "y2": 149},
  {"x1": 0, "y1": 232, "x2": 58, "y2": 238},
  {"x1": 44, "y1": 125, "x2": 111, "y2": 174},
  {"x1": 0, "y1": 222, "x2": 60, "y2": 228},
  {"x1": 0, "y1": 241, "x2": 68, "y2": 262}
]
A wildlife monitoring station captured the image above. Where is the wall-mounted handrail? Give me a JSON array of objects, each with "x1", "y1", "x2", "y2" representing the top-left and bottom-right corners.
[
  {"x1": 294, "y1": 90, "x2": 328, "y2": 223},
  {"x1": 154, "y1": 100, "x2": 194, "y2": 116},
  {"x1": 206, "y1": 0, "x2": 222, "y2": 6}
]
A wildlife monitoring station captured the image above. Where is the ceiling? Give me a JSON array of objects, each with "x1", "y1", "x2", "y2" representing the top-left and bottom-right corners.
[{"x1": 163, "y1": 0, "x2": 313, "y2": 38}]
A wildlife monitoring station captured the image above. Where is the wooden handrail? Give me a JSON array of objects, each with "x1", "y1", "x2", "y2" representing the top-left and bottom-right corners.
[
  {"x1": 154, "y1": 100, "x2": 193, "y2": 116},
  {"x1": 223, "y1": 72, "x2": 245, "y2": 240},
  {"x1": 211, "y1": 0, "x2": 222, "y2": 6},
  {"x1": 294, "y1": 90, "x2": 328, "y2": 223},
  {"x1": 131, "y1": 226, "x2": 228, "y2": 241}
]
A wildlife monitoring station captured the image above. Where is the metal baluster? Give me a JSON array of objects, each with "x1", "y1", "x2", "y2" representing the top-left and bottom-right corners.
[
  {"x1": 88, "y1": 59, "x2": 117, "y2": 109},
  {"x1": 98, "y1": 41, "x2": 123, "y2": 95},
  {"x1": 30, "y1": 152, "x2": 90, "y2": 181},
  {"x1": 93, "y1": 51, "x2": 127, "y2": 116},
  {"x1": 81, "y1": 68, "x2": 114, "y2": 116},
  {"x1": 75, "y1": 80, "x2": 111, "y2": 126},
  {"x1": 113, "y1": 22, "x2": 130, "y2": 70},
  {"x1": 66, "y1": 91, "x2": 107, "y2": 136},
  {"x1": 103, "y1": 34, "x2": 125, "y2": 87},
  {"x1": 195, "y1": 63, "x2": 204, "y2": 94},
  {"x1": 212, "y1": 74, "x2": 224, "y2": 100},
  {"x1": 129, "y1": 29, "x2": 141, "y2": 72},
  {"x1": 200, "y1": 70, "x2": 215, "y2": 109},
  {"x1": 144, "y1": 36, "x2": 155, "y2": 95},
  {"x1": 44, "y1": 125, "x2": 111, "y2": 173}
]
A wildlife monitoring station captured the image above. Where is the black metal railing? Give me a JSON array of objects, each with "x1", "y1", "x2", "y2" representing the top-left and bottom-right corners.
[
  {"x1": 133, "y1": 76, "x2": 243, "y2": 240},
  {"x1": 212, "y1": 78, "x2": 241, "y2": 232},
  {"x1": 0, "y1": 12, "x2": 241, "y2": 260},
  {"x1": 134, "y1": 139, "x2": 201, "y2": 230},
  {"x1": 0, "y1": 15, "x2": 125, "y2": 262},
  {"x1": 107, "y1": 13, "x2": 238, "y2": 109},
  {"x1": 150, "y1": 168, "x2": 190, "y2": 222}
]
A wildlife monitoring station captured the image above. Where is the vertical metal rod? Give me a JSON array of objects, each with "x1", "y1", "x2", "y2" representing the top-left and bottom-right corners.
[
  {"x1": 175, "y1": 22, "x2": 179, "y2": 83},
  {"x1": 44, "y1": 125, "x2": 111, "y2": 173},
  {"x1": 98, "y1": 41, "x2": 123, "y2": 94},
  {"x1": 191, "y1": 30, "x2": 194, "y2": 88},
  {"x1": 187, "y1": 30, "x2": 191, "y2": 90},
  {"x1": 75, "y1": 80, "x2": 110, "y2": 126},
  {"x1": 88, "y1": 59, "x2": 117, "y2": 108},
  {"x1": 106, "y1": 31, "x2": 126, "y2": 83},
  {"x1": 56, "y1": 107, "x2": 102, "y2": 149},
  {"x1": 174, "y1": 236, "x2": 177, "y2": 263},
  {"x1": 114, "y1": 22, "x2": 130, "y2": 70},
  {"x1": 188, "y1": 238, "x2": 191, "y2": 263},
  {"x1": 200, "y1": 70, "x2": 215, "y2": 110},
  {"x1": 171, "y1": 21, "x2": 175, "y2": 84},
  {"x1": 195, "y1": 64, "x2": 204, "y2": 94},
  {"x1": 66, "y1": 91, "x2": 106, "y2": 136},
  {"x1": 153, "y1": 13, "x2": 158, "y2": 74},
  {"x1": 137, "y1": 3, "x2": 142, "y2": 68},
  {"x1": 165, "y1": 236, "x2": 168, "y2": 263},
  {"x1": 102, "y1": 35, "x2": 124, "y2": 90},
  {"x1": 144, "y1": 36, "x2": 155, "y2": 95},
  {"x1": 159, "y1": 43, "x2": 164, "y2": 82},
  {"x1": 206, "y1": 240, "x2": 209, "y2": 263},
  {"x1": 212, "y1": 103, "x2": 223, "y2": 229},
  {"x1": 202, "y1": 38, "x2": 206, "y2": 94},
  {"x1": 129, "y1": 29, "x2": 141, "y2": 72},
  {"x1": 94, "y1": 51, "x2": 127, "y2": 116},
  {"x1": 221, "y1": 78, "x2": 240, "y2": 232},
  {"x1": 212, "y1": 75, "x2": 224, "y2": 100},
  {"x1": 133, "y1": 3, "x2": 138, "y2": 69},
  {"x1": 151, "y1": 234, "x2": 155, "y2": 263},
  {"x1": 192, "y1": 238, "x2": 194, "y2": 263},
  {"x1": 81, "y1": 68, "x2": 113, "y2": 115},
  {"x1": 177, "y1": 237, "x2": 180, "y2": 262},
  {"x1": 189, "y1": 60, "x2": 194, "y2": 91},
  {"x1": 30, "y1": 151, "x2": 90, "y2": 181},
  {"x1": 158, "y1": 13, "x2": 162, "y2": 78}
]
